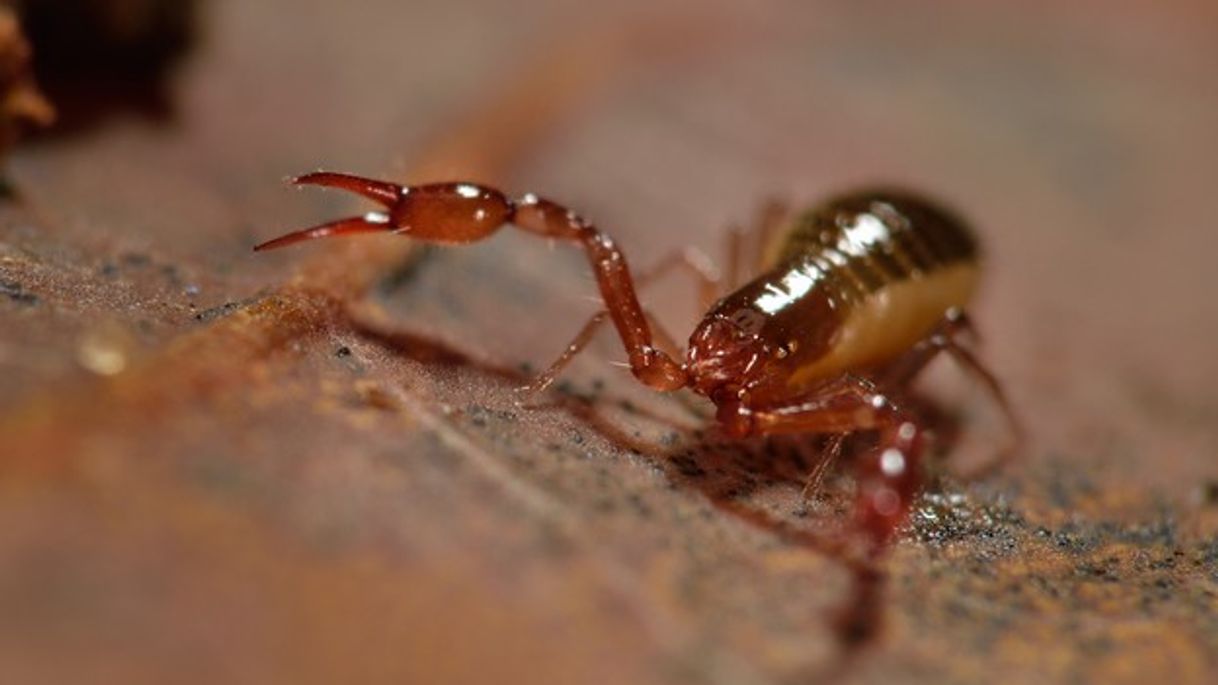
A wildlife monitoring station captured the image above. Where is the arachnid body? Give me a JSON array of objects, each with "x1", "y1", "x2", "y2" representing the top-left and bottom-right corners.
[{"x1": 257, "y1": 171, "x2": 1019, "y2": 640}]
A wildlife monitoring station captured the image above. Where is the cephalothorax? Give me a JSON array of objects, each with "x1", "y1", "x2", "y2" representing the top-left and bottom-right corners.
[{"x1": 257, "y1": 172, "x2": 1019, "y2": 638}]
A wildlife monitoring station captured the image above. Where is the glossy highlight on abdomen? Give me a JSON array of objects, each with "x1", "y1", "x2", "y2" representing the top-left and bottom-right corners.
[{"x1": 764, "y1": 190, "x2": 981, "y2": 386}]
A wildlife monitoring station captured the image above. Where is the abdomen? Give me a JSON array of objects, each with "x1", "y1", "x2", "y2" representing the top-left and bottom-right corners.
[{"x1": 768, "y1": 190, "x2": 981, "y2": 388}]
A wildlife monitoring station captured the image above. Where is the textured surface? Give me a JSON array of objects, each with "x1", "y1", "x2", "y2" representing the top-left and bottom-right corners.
[{"x1": 2, "y1": 1, "x2": 1217, "y2": 684}]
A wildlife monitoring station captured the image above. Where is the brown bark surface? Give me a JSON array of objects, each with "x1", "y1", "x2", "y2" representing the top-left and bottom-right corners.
[{"x1": 2, "y1": 2, "x2": 1216, "y2": 684}]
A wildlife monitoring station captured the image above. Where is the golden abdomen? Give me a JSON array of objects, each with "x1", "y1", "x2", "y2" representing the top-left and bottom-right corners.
[
  {"x1": 786, "y1": 262, "x2": 979, "y2": 388},
  {"x1": 764, "y1": 190, "x2": 982, "y2": 390}
]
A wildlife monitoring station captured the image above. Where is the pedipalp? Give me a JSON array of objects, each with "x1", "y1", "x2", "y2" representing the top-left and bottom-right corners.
[{"x1": 256, "y1": 172, "x2": 687, "y2": 391}]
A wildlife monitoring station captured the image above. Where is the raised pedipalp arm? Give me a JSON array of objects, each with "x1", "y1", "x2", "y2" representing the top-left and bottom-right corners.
[
  {"x1": 507, "y1": 195, "x2": 686, "y2": 391},
  {"x1": 255, "y1": 173, "x2": 688, "y2": 392}
]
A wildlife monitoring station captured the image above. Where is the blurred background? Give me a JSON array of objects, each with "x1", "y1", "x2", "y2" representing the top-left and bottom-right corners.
[{"x1": 1, "y1": 1, "x2": 1216, "y2": 684}]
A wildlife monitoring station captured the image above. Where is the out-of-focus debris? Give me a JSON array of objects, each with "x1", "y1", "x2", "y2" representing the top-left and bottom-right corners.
[
  {"x1": 13, "y1": 0, "x2": 199, "y2": 131},
  {"x1": 0, "y1": 5, "x2": 54, "y2": 154},
  {"x1": 16, "y1": 0, "x2": 197, "y2": 77}
]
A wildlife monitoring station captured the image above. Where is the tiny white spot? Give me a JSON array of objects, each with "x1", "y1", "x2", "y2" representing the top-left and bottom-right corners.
[
  {"x1": 870, "y1": 394, "x2": 887, "y2": 409},
  {"x1": 455, "y1": 184, "x2": 481, "y2": 199},
  {"x1": 520, "y1": 193, "x2": 539, "y2": 205},
  {"x1": 474, "y1": 208, "x2": 487, "y2": 221},
  {"x1": 898, "y1": 422, "x2": 917, "y2": 441},
  {"x1": 363, "y1": 211, "x2": 390, "y2": 224},
  {"x1": 880, "y1": 448, "x2": 906, "y2": 476}
]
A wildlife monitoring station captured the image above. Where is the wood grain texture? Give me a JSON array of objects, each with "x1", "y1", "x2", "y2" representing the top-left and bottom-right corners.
[{"x1": 1, "y1": 1, "x2": 1217, "y2": 683}]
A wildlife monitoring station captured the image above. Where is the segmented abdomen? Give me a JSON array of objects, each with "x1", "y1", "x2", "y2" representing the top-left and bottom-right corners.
[{"x1": 767, "y1": 190, "x2": 979, "y2": 307}]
